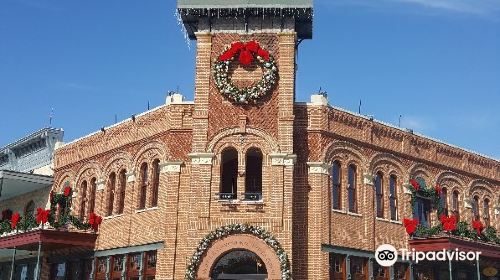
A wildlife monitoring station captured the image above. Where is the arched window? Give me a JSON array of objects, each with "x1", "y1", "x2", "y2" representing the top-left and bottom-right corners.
[
  {"x1": 88, "y1": 177, "x2": 97, "y2": 215},
  {"x1": 220, "y1": 147, "x2": 238, "y2": 200},
  {"x1": 151, "y1": 159, "x2": 160, "y2": 207},
  {"x1": 245, "y1": 148, "x2": 263, "y2": 201},
  {"x1": 107, "y1": 172, "x2": 116, "y2": 216},
  {"x1": 375, "y1": 171, "x2": 384, "y2": 218},
  {"x1": 473, "y1": 195, "x2": 480, "y2": 221},
  {"x1": 483, "y1": 198, "x2": 490, "y2": 227},
  {"x1": 440, "y1": 187, "x2": 448, "y2": 216},
  {"x1": 117, "y1": 170, "x2": 127, "y2": 214},
  {"x1": 24, "y1": 200, "x2": 35, "y2": 218},
  {"x1": 452, "y1": 190, "x2": 460, "y2": 221},
  {"x1": 332, "y1": 161, "x2": 341, "y2": 210},
  {"x1": 79, "y1": 180, "x2": 88, "y2": 220},
  {"x1": 138, "y1": 163, "x2": 148, "y2": 209},
  {"x1": 389, "y1": 175, "x2": 398, "y2": 221},
  {"x1": 347, "y1": 164, "x2": 357, "y2": 213},
  {"x1": 413, "y1": 177, "x2": 431, "y2": 227}
]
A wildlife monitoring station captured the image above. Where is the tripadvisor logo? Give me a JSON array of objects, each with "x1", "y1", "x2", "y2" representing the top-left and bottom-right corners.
[{"x1": 375, "y1": 244, "x2": 482, "y2": 266}]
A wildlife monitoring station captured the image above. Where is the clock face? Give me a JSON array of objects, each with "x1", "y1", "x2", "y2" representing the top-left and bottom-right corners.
[{"x1": 483, "y1": 267, "x2": 498, "y2": 277}]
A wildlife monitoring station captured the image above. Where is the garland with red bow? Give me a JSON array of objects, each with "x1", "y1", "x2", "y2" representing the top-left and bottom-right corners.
[
  {"x1": 214, "y1": 40, "x2": 278, "y2": 104},
  {"x1": 407, "y1": 178, "x2": 444, "y2": 216},
  {"x1": 0, "y1": 182, "x2": 102, "y2": 235}
]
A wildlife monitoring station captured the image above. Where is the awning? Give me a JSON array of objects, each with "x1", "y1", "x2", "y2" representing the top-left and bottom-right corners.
[
  {"x1": 0, "y1": 229, "x2": 97, "y2": 251},
  {"x1": 409, "y1": 236, "x2": 500, "y2": 259}
]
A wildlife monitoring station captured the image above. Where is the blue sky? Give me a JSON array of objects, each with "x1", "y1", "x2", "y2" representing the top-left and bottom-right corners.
[{"x1": 0, "y1": 0, "x2": 499, "y2": 159}]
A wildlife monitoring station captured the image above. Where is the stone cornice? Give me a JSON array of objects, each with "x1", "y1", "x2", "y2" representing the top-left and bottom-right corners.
[
  {"x1": 307, "y1": 162, "x2": 332, "y2": 175},
  {"x1": 269, "y1": 153, "x2": 296, "y2": 166},
  {"x1": 188, "y1": 153, "x2": 215, "y2": 165}
]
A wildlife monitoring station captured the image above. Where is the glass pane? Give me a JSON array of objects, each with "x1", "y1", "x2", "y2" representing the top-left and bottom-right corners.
[
  {"x1": 113, "y1": 255, "x2": 124, "y2": 272},
  {"x1": 146, "y1": 251, "x2": 157, "y2": 269}
]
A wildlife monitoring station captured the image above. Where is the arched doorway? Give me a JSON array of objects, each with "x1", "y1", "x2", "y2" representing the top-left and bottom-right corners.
[{"x1": 211, "y1": 249, "x2": 267, "y2": 279}]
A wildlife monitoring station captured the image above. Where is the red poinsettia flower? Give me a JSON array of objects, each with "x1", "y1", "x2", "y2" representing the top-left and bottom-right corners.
[
  {"x1": 89, "y1": 213, "x2": 103, "y2": 231},
  {"x1": 440, "y1": 215, "x2": 457, "y2": 232},
  {"x1": 403, "y1": 218, "x2": 419, "y2": 235},
  {"x1": 472, "y1": 220, "x2": 484, "y2": 235},
  {"x1": 36, "y1": 208, "x2": 50, "y2": 224},
  {"x1": 11, "y1": 212, "x2": 20, "y2": 229},
  {"x1": 409, "y1": 179, "x2": 420, "y2": 191},
  {"x1": 435, "y1": 184, "x2": 442, "y2": 195},
  {"x1": 63, "y1": 186, "x2": 72, "y2": 197},
  {"x1": 245, "y1": 40, "x2": 260, "y2": 53},
  {"x1": 257, "y1": 48, "x2": 270, "y2": 61}
]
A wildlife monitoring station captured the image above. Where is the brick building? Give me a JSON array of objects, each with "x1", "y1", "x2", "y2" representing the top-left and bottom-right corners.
[{"x1": 1, "y1": 1, "x2": 499, "y2": 280}]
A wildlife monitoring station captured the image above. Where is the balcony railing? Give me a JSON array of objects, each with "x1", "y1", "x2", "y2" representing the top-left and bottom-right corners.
[
  {"x1": 244, "y1": 192, "x2": 262, "y2": 201},
  {"x1": 218, "y1": 193, "x2": 237, "y2": 200}
]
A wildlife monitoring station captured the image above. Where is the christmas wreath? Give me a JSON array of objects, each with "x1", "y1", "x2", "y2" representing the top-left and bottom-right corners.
[{"x1": 213, "y1": 40, "x2": 278, "y2": 104}]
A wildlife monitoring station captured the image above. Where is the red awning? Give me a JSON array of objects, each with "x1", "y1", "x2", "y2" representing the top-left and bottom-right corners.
[
  {"x1": 0, "y1": 229, "x2": 97, "y2": 251},
  {"x1": 409, "y1": 236, "x2": 500, "y2": 259}
]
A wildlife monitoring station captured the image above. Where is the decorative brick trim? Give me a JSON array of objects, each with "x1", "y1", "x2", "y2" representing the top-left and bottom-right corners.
[
  {"x1": 160, "y1": 161, "x2": 183, "y2": 173},
  {"x1": 270, "y1": 153, "x2": 297, "y2": 166},
  {"x1": 307, "y1": 162, "x2": 332, "y2": 175},
  {"x1": 188, "y1": 153, "x2": 215, "y2": 165}
]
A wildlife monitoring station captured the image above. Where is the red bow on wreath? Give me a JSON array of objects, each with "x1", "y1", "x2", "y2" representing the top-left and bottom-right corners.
[
  {"x1": 409, "y1": 179, "x2": 420, "y2": 191},
  {"x1": 403, "y1": 218, "x2": 419, "y2": 235},
  {"x1": 36, "y1": 208, "x2": 50, "y2": 224},
  {"x1": 11, "y1": 212, "x2": 20, "y2": 230},
  {"x1": 89, "y1": 213, "x2": 103, "y2": 231},
  {"x1": 439, "y1": 214, "x2": 457, "y2": 232},
  {"x1": 63, "y1": 186, "x2": 72, "y2": 197},
  {"x1": 472, "y1": 220, "x2": 484, "y2": 235},
  {"x1": 219, "y1": 41, "x2": 270, "y2": 66}
]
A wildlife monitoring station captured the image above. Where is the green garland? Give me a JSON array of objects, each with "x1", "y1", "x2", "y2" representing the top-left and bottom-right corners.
[
  {"x1": 0, "y1": 183, "x2": 97, "y2": 235},
  {"x1": 408, "y1": 177, "x2": 444, "y2": 217}
]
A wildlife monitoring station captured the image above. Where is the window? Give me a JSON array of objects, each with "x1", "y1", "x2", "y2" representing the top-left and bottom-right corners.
[
  {"x1": 220, "y1": 147, "x2": 238, "y2": 200},
  {"x1": 79, "y1": 180, "x2": 88, "y2": 220},
  {"x1": 151, "y1": 159, "x2": 160, "y2": 207},
  {"x1": 127, "y1": 253, "x2": 141, "y2": 280},
  {"x1": 95, "y1": 258, "x2": 107, "y2": 280},
  {"x1": 483, "y1": 198, "x2": 490, "y2": 227},
  {"x1": 373, "y1": 262, "x2": 388, "y2": 280},
  {"x1": 117, "y1": 170, "x2": 127, "y2": 214},
  {"x1": 350, "y1": 257, "x2": 366, "y2": 280},
  {"x1": 107, "y1": 172, "x2": 116, "y2": 216},
  {"x1": 245, "y1": 148, "x2": 263, "y2": 200},
  {"x1": 138, "y1": 163, "x2": 148, "y2": 209},
  {"x1": 110, "y1": 255, "x2": 124, "y2": 280},
  {"x1": 329, "y1": 253, "x2": 344, "y2": 280},
  {"x1": 413, "y1": 197, "x2": 431, "y2": 227},
  {"x1": 347, "y1": 164, "x2": 357, "y2": 213},
  {"x1": 440, "y1": 187, "x2": 448, "y2": 216},
  {"x1": 143, "y1": 251, "x2": 157, "y2": 280},
  {"x1": 375, "y1": 171, "x2": 384, "y2": 218},
  {"x1": 88, "y1": 178, "x2": 97, "y2": 216},
  {"x1": 452, "y1": 190, "x2": 460, "y2": 221},
  {"x1": 332, "y1": 161, "x2": 341, "y2": 210},
  {"x1": 389, "y1": 175, "x2": 398, "y2": 220},
  {"x1": 473, "y1": 195, "x2": 480, "y2": 221},
  {"x1": 24, "y1": 200, "x2": 35, "y2": 218},
  {"x1": 394, "y1": 263, "x2": 408, "y2": 280}
]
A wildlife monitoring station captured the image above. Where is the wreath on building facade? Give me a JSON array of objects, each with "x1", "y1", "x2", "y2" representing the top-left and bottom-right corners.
[
  {"x1": 0, "y1": 182, "x2": 102, "y2": 235},
  {"x1": 403, "y1": 178, "x2": 500, "y2": 244},
  {"x1": 213, "y1": 41, "x2": 278, "y2": 104},
  {"x1": 185, "y1": 223, "x2": 291, "y2": 280}
]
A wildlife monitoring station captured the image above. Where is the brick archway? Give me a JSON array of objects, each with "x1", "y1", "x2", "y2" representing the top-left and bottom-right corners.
[{"x1": 196, "y1": 234, "x2": 282, "y2": 280}]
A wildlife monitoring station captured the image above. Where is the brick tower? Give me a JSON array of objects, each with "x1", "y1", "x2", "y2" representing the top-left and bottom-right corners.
[{"x1": 177, "y1": 1, "x2": 313, "y2": 279}]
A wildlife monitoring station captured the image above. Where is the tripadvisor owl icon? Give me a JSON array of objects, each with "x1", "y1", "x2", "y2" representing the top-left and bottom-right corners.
[{"x1": 375, "y1": 244, "x2": 398, "y2": 267}]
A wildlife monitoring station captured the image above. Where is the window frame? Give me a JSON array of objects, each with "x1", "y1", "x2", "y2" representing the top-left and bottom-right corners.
[
  {"x1": 332, "y1": 161, "x2": 342, "y2": 210},
  {"x1": 151, "y1": 159, "x2": 160, "y2": 207},
  {"x1": 107, "y1": 172, "x2": 117, "y2": 216},
  {"x1": 375, "y1": 171, "x2": 384, "y2": 218},
  {"x1": 347, "y1": 164, "x2": 357, "y2": 213},
  {"x1": 138, "y1": 163, "x2": 148, "y2": 210},
  {"x1": 389, "y1": 175, "x2": 398, "y2": 221}
]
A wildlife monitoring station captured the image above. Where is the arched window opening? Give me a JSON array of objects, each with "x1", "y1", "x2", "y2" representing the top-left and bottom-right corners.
[
  {"x1": 117, "y1": 170, "x2": 127, "y2": 214},
  {"x1": 24, "y1": 200, "x2": 35, "y2": 218},
  {"x1": 79, "y1": 180, "x2": 88, "y2": 220},
  {"x1": 473, "y1": 195, "x2": 480, "y2": 221},
  {"x1": 151, "y1": 159, "x2": 160, "y2": 207},
  {"x1": 88, "y1": 178, "x2": 97, "y2": 216},
  {"x1": 452, "y1": 190, "x2": 460, "y2": 221},
  {"x1": 245, "y1": 148, "x2": 263, "y2": 201},
  {"x1": 440, "y1": 187, "x2": 448, "y2": 216},
  {"x1": 413, "y1": 177, "x2": 431, "y2": 227},
  {"x1": 389, "y1": 175, "x2": 398, "y2": 221},
  {"x1": 220, "y1": 148, "x2": 238, "y2": 200},
  {"x1": 347, "y1": 164, "x2": 357, "y2": 213},
  {"x1": 375, "y1": 171, "x2": 384, "y2": 218},
  {"x1": 332, "y1": 161, "x2": 341, "y2": 210},
  {"x1": 138, "y1": 163, "x2": 148, "y2": 209},
  {"x1": 483, "y1": 198, "x2": 490, "y2": 227},
  {"x1": 106, "y1": 172, "x2": 116, "y2": 216}
]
